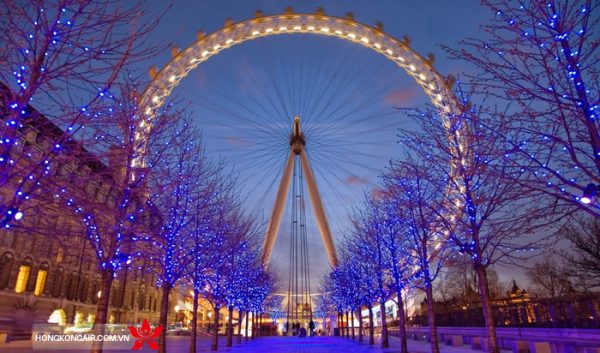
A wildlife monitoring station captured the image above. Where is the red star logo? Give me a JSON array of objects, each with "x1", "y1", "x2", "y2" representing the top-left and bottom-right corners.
[{"x1": 128, "y1": 319, "x2": 163, "y2": 350}]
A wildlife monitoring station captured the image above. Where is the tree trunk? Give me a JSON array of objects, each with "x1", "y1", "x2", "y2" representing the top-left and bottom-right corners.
[
  {"x1": 337, "y1": 313, "x2": 342, "y2": 336},
  {"x1": 357, "y1": 309, "x2": 363, "y2": 342},
  {"x1": 380, "y1": 301, "x2": 389, "y2": 348},
  {"x1": 425, "y1": 283, "x2": 440, "y2": 353},
  {"x1": 189, "y1": 290, "x2": 199, "y2": 353},
  {"x1": 244, "y1": 311, "x2": 249, "y2": 341},
  {"x1": 345, "y1": 311, "x2": 350, "y2": 338},
  {"x1": 91, "y1": 267, "x2": 114, "y2": 353},
  {"x1": 396, "y1": 291, "x2": 408, "y2": 353},
  {"x1": 476, "y1": 265, "x2": 500, "y2": 353},
  {"x1": 237, "y1": 310, "x2": 243, "y2": 344},
  {"x1": 226, "y1": 306, "x2": 233, "y2": 347},
  {"x1": 211, "y1": 305, "x2": 219, "y2": 351},
  {"x1": 157, "y1": 282, "x2": 173, "y2": 353},
  {"x1": 253, "y1": 312, "x2": 258, "y2": 338},
  {"x1": 256, "y1": 313, "x2": 260, "y2": 338},
  {"x1": 256, "y1": 312, "x2": 260, "y2": 338},
  {"x1": 351, "y1": 311, "x2": 355, "y2": 340},
  {"x1": 251, "y1": 312, "x2": 256, "y2": 339},
  {"x1": 368, "y1": 306, "x2": 374, "y2": 345}
]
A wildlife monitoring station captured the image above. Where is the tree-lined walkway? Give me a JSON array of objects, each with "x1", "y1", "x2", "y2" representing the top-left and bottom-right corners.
[
  {"x1": 237, "y1": 336, "x2": 510, "y2": 353},
  {"x1": 0, "y1": 335, "x2": 512, "y2": 353}
]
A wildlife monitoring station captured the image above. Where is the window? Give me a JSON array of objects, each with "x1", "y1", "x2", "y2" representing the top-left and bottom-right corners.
[
  {"x1": 55, "y1": 248, "x2": 64, "y2": 263},
  {"x1": 0, "y1": 253, "x2": 14, "y2": 289},
  {"x1": 79, "y1": 275, "x2": 90, "y2": 302},
  {"x1": 66, "y1": 272, "x2": 78, "y2": 300},
  {"x1": 52, "y1": 268, "x2": 64, "y2": 298},
  {"x1": 48, "y1": 309, "x2": 66, "y2": 326},
  {"x1": 15, "y1": 265, "x2": 31, "y2": 293},
  {"x1": 34, "y1": 269, "x2": 47, "y2": 295},
  {"x1": 138, "y1": 289, "x2": 146, "y2": 311},
  {"x1": 91, "y1": 280, "x2": 100, "y2": 304}
]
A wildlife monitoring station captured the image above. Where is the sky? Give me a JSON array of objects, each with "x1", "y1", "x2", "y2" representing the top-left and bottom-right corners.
[{"x1": 138, "y1": 1, "x2": 529, "y2": 293}]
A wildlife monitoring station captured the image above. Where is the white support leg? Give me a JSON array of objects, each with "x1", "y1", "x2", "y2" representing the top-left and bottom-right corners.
[
  {"x1": 300, "y1": 150, "x2": 338, "y2": 267},
  {"x1": 261, "y1": 150, "x2": 296, "y2": 265}
]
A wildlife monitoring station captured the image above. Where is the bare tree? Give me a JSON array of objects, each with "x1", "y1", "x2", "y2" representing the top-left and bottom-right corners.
[
  {"x1": 436, "y1": 257, "x2": 506, "y2": 305},
  {"x1": 560, "y1": 216, "x2": 600, "y2": 290},
  {"x1": 435, "y1": 257, "x2": 482, "y2": 306},
  {"x1": 527, "y1": 259, "x2": 571, "y2": 297}
]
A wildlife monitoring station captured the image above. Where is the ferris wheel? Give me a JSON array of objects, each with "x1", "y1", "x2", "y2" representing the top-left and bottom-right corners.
[{"x1": 139, "y1": 8, "x2": 461, "y2": 325}]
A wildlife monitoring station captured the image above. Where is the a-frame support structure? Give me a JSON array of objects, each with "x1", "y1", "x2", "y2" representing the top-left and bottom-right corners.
[{"x1": 261, "y1": 116, "x2": 338, "y2": 267}]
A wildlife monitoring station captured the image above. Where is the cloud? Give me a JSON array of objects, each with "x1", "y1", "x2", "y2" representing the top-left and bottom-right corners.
[
  {"x1": 370, "y1": 187, "x2": 385, "y2": 200},
  {"x1": 192, "y1": 68, "x2": 208, "y2": 90},
  {"x1": 384, "y1": 87, "x2": 421, "y2": 106},
  {"x1": 345, "y1": 174, "x2": 369, "y2": 185},
  {"x1": 224, "y1": 135, "x2": 252, "y2": 148},
  {"x1": 233, "y1": 57, "x2": 263, "y2": 94}
]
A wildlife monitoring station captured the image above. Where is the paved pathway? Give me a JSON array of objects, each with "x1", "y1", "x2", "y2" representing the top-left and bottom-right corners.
[{"x1": 0, "y1": 335, "x2": 511, "y2": 353}]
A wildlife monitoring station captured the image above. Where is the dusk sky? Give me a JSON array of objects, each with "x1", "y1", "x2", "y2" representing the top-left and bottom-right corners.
[{"x1": 140, "y1": 1, "x2": 512, "y2": 292}]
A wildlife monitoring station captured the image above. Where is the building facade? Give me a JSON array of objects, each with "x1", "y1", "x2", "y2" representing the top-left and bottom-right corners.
[{"x1": 0, "y1": 97, "x2": 165, "y2": 341}]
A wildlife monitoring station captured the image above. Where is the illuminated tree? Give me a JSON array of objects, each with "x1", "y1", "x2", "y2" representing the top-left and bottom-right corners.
[
  {"x1": 224, "y1": 215, "x2": 262, "y2": 347},
  {"x1": 199, "y1": 195, "x2": 234, "y2": 351},
  {"x1": 447, "y1": 0, "x2": 599, "y2": 216},
  {"x1": 370, "y1": 197, "x2": 411, "y2": 353},
  {"x1": 248, "y1": 266, "x2": 276, "y2": 338},
  {"x1": 327, "y1": 258, "x2": 353, "y2": 339},
  {"x1": 145, "y1": 122, "x2": 208, "y2": 353},
  {"x1": 332, "y1": 199, "x2": 406, "y2": 346},
  {"x1": 188, "y1": 173, "x2": 226, "y2": 353},
  {"x1": 383, "y1": 159, "x2": 449, "y2": 353},
  {"x1": 0, "y1": 0, "x2": 162, "y2": 227},
  {"x1": 326, "y1": 260, "x2": 353, "y2": 338},
  {"x1": 351, "y1": 250, "x2": 379, "y2": 345},
  {"x1": 344, "y1": 204, "x2": 394, "y2": 348},
  {"x1": 398, "y1": 89, "x2": 547, "y2": 353},
  {"x1": 312, "y1": 290, "x2": 334, "y2": 335},
  {"x1": 189, "y1": 185, "x2": 274, "y2": 351},
  {"x1": 333, "y1": 253, "x2": 378, "y2": 344},
  {"x1": 36, "y1": 77, "x2": 184, "y2": 353}
]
